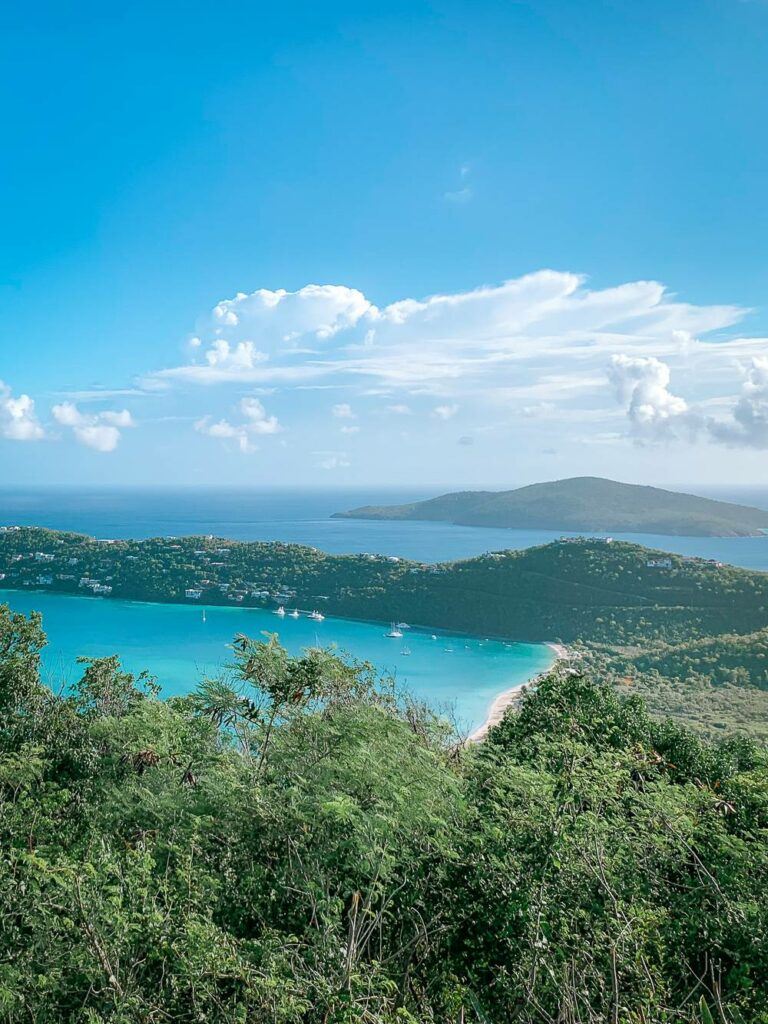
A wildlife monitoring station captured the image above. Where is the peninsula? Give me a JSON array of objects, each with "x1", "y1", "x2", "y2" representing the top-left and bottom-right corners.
[
  {"x1": 2, "y1": 525, "x2": 768, "y2": 646},
  {"x1": 333, "y1": 476, "x2": 768, "y2": 537}
]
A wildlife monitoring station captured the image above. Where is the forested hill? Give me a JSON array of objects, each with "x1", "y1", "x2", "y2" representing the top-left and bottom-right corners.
[
  {"x1": 2, "y1": 526, "x2": 768, "y2": 644},
  {"x1": 333, "y1": 476, "x2": 768, "y2": 536}
]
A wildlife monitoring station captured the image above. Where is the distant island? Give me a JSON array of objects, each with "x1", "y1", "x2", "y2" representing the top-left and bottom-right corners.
[{"x1": 332, "y1": 475, "x2": 768, "y2": 537}]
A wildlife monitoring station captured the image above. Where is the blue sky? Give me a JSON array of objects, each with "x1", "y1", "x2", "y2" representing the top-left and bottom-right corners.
[{"x1": 2, "y1": 0, "x2": 768, "y2": 488}]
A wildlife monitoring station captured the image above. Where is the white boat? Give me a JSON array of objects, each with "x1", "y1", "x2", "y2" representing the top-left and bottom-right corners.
[
  {"x1": 385, "y1": 623, "x2": 403, "y2": 638},
  {"x1": 275, "y1": 606, "x2": 286, "y2": 617},
  {"x1": 309, "y1": 610, "x2": 325, "y2": 621},
  {"x1": 289, "y1": 609, "x2": 300, "y2": 618},
  {"x1": 202, "y1": 610, "x2": 206, "y2": 623},
  {"x1": 400, "y1": 646, "x2": 411, "y2": 656}
]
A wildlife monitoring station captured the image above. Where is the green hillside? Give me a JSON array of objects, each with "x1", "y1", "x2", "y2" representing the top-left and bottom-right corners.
[
  {"x1": 2, "y1": 527, "x2": 768, "y2": 645},
  {"x1": 334, "y1": 476, "x2": 768, "y2": 536}
]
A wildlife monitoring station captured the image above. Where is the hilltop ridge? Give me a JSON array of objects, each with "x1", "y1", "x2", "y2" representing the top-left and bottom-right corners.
[{"x1": 333, "y1": 476, "x2": 768, "y2": 537}]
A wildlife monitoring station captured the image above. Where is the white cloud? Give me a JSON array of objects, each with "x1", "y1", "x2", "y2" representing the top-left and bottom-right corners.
[
  {"x1": 432, "y1": 404, "x2": 459, "y2": 420},
  {"x1": 51, "y1": 402, "x2": 135, "y2": 452},
  {"x1": 143, "y1": 270, "x2": 768, "y2": 457},
  {"x1": 610, "y1": 354, "x2": 768, "y2": 449},
  {"x1": 239, "y1": 397, "x2": 281, "y2": 435},
  {"x1": 0, "y1": 382, "x2": 45, "y2": 441},
  {"x1": 340, "y1": 424, "x2": 360, "y2": 434},
  {"x1": 709, "y1": 357, "x2": 768, "y2": 448},
  {"x1": 148, "y1": 271, "x2": 750, "y2": 399},
  {"x1": 608, "y1": 355, "x2": 698, "y2": 443},
  {"x1": 194, "y1": 397, "x2": 281, "y2": 453}
]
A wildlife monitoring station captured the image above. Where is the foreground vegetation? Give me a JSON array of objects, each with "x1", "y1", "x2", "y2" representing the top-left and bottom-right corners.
[{"x1": 2, "y1": 604, "x2": 768, "y2": 1022}]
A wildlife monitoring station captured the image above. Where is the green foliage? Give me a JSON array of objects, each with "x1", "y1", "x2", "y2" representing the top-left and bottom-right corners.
[
  {"x1": 2, "y1": 607, "x2": 768, "y2": 1021},
  {"x1": 584, "y1": 637, "x2": 768, "y2": 742}
]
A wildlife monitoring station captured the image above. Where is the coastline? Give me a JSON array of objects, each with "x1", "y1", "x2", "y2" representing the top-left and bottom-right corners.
[{"x1": 467, "y1": 641, "x2": 568, "y2": 743}]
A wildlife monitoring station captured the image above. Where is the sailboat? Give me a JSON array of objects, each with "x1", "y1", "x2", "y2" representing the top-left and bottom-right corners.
[
  {"x1": 275, "y1": 606, "x2": 286, "y2": 617},
  {"x1": 202, "y1": 609, "x2": 206, "y2": 623},
  {"x1": 385, "y1": 623, "x2": 403, "y2": 638},
  {"x1": 289, "y1": 609, "x2": 300, "y2": 618},
  {"x1": 400, "y1": 646, "x2": 411, "y2": 656},
  {"x1": 309, "y1": 610, "x2": 325, "y2": 621}
]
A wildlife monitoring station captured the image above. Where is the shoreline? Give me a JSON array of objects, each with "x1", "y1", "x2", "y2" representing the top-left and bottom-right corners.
[{"x1": 467, "y1": 642, "x2": 568, "y2": 743}]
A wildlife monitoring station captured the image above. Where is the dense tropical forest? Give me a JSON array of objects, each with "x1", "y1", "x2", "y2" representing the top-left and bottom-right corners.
[
  {"x1": 2, "y1": 526, "x2": 768, "y2": 645},
  {"x1": 2, "y1": 603, "x2": 767, "y2": 1023},
  {"x1": 334, "y1": 476, "x2": 768, "y2": 536}
]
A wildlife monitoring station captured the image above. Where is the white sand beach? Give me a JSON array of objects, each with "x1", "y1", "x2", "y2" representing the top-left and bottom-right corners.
[{"x1": 467, "y1": 642, "x2": 568, "y2": 743}]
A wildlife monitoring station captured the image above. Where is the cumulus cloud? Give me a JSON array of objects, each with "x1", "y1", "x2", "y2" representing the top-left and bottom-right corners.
[
  {"x1": 610, "y1": 354, "x2": 768, "y2": 449},
  {"x1": 608, "y1": 355, "x2": 699, "y2": 442},
  {"x1": 0, "y1": 382, "x2": 45, "y2": 441},
  {"x1": 709, "y1": 357, "x2": 768, "y2": 448},
  {"x1": 331, "y1": 402, "x2": 355, "y2": 419},
  {"x1": 339, "y1": 425, "x2": 360, "y2": 434},
  {"x1": 240, "y1": 397, "x2": 281, "y2": 434},
  {"x1": 52, "y1": 402, "x2": 134, "y2": 452},
  {"x1": 194, "y1": 397, "x2": 281, "y2": 453}
]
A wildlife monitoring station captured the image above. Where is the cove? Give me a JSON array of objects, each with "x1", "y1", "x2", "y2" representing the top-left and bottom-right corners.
[{"x1": 1, "y1": 589, "x2": 555, "y2": 733}]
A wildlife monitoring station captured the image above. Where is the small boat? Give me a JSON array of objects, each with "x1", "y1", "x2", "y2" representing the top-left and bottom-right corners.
[
  {"x1": 396, "y1": 622, "x2": 410, "y2": 629},
  {"x1": 431, "y1": 634, "x2": 437, "y2": 640},
  {"x1": 289, "y1": 609, "x2": 300, "y2": 618},
  {"x1": 309, "y1": 610, "x2": 325, "y2": 621},
  {"x1": 400, "y1": 646, "x2": 411, "y2": 656},
  {"x1": 202, "y1": 609, "x2": 206, "y2": 623},
  {"x1": 275, "y1": 606, "x2": 286, "y2": 617},
  {"x1": 444, "y1": 647, "x2": 454, "y2": 653},
  {"x1": 385, "y1": 623, "x2": 403, "y2": 638}
]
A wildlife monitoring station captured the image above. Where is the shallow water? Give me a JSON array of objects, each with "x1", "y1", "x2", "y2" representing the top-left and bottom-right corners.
[{"x1": 2, "y1": 589, "x2": 554, "y2": 733}]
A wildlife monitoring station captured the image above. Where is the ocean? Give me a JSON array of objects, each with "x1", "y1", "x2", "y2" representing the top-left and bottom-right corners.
[{"x1": 1, "y1": 484, "x2": 768, "y2": 567}]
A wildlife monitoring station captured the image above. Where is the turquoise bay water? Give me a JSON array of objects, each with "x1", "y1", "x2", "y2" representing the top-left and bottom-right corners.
[{"x1": 1, "y1": 589, "x2": 554, "y2": 733}]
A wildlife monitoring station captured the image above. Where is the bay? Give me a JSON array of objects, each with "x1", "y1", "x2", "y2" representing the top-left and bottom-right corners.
[{"x1": 1, "y1": 589, "x2": 554, "y2": 733}]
